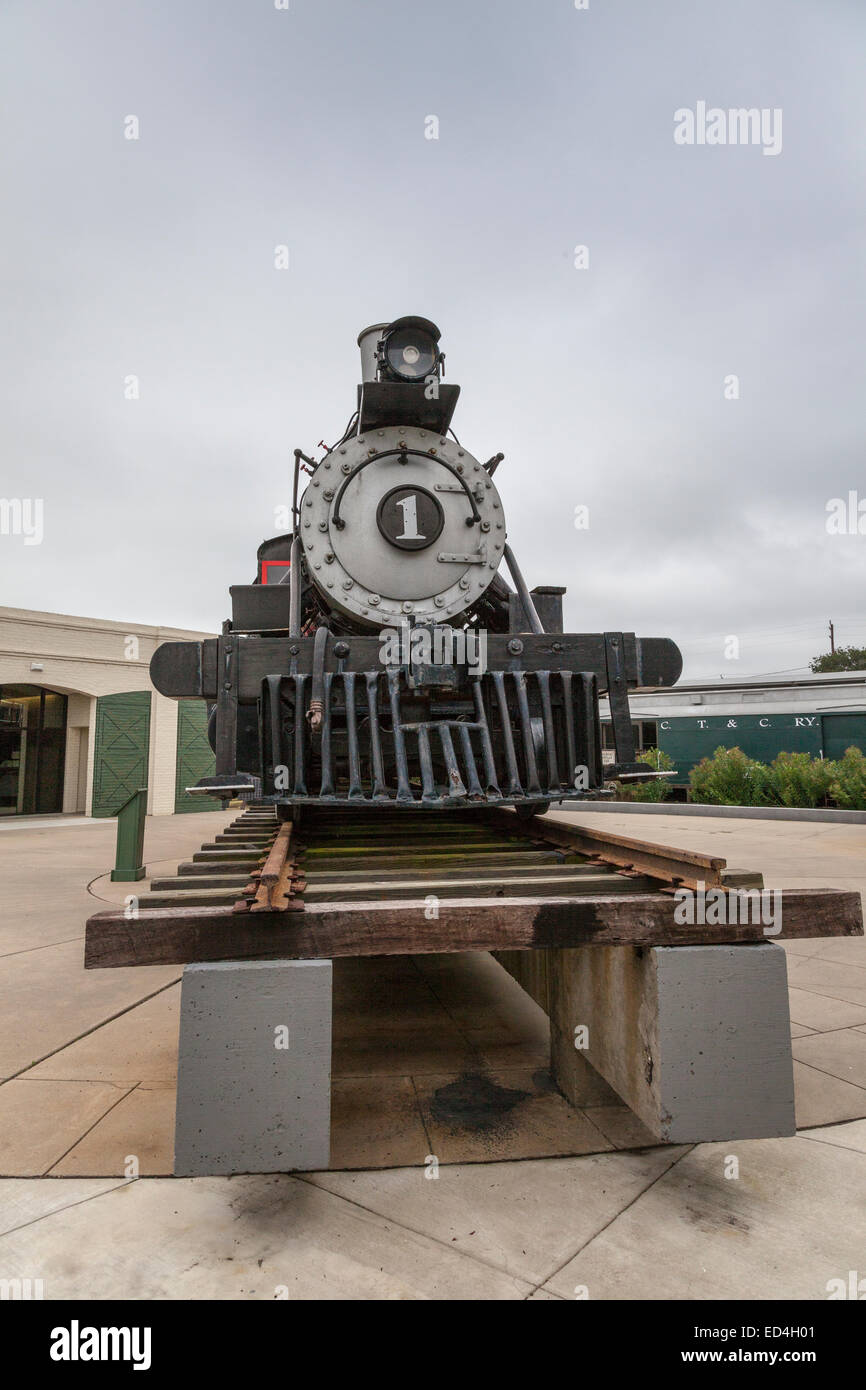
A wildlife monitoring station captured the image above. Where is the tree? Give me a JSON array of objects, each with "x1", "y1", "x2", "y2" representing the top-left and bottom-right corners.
[{"x1": 810, "y1": 645, "x2": 866, "y2": 673}]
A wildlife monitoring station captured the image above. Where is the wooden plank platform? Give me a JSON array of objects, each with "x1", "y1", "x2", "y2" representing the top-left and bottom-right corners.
[
  {"x1": 85, "y1": 805, "x2": 864, "y2": 969},
  {"x1": 85, "y1": 887, "x2": 863, "y2": 968}
]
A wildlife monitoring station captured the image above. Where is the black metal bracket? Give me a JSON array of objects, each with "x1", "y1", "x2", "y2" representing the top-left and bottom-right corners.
[{"x1": 604, "y1": 631, "x2": 636, "y2": 766}]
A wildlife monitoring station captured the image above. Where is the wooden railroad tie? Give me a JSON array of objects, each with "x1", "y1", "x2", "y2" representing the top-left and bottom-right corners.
[{"x1": 84, "y1": 805, "x2": 864, "y2": 967}]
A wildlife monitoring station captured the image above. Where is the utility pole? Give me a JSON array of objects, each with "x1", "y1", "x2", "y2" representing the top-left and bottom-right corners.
[{"x1": 829, "y1": 619, "x2": 835, "y2": 654}]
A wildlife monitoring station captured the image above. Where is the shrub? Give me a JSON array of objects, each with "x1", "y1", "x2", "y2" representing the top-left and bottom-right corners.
[
  {"x1": 617, "y1": 747, "x2": 676, "y2": 802},
  {"x1": 766, "y1": 750, "x2": 834, "y2": 808},
  {"x1": 828, "y1": 746, "x2": 866, "y2": 810},
  {"x1": 688, "y1": 746, "x2": 774, "y2": 806}
]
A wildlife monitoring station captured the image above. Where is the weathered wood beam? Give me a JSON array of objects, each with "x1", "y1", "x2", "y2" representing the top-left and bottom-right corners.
[{"x1": 85, "y1": 887, "x2": 862, "y2": 969}]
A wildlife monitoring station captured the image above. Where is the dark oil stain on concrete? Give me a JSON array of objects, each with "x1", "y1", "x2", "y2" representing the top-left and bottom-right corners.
[
  {"x1": 430, "y1": 1071, "x2": 531, "y2": 1131},
  {"x1": 531, "y1": 1067, "x2": 559, "y2": 1095}
]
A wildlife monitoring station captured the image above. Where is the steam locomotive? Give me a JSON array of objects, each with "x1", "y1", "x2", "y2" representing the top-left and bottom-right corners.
[{"x1": 150, "y1": 316, "x2": 682, "y2": 816}]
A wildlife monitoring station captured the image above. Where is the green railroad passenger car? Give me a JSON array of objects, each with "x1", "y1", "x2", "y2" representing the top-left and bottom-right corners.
[{"x1": 600, "y1": 672, "x2": 866, "y2": 789}]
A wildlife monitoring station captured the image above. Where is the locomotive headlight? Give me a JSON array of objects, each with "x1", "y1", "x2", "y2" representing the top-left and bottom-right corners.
[{"x1": 380, "y1": 316, "x2": 441, "y2": 383}]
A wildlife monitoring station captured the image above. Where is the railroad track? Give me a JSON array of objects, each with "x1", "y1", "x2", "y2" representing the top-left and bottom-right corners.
[
  {"x1": 84, "y1": 806, "x2": 863, "y2": 969},
  {"x1": 140, "y1": 806, "x2": 738, "y2": 910}
]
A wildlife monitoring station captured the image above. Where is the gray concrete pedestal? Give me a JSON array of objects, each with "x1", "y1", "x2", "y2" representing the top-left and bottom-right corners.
[
  {"x1": 174, "y1": 958, "x2": 332, "y2": 1176},
  {"x1": 497, "y1": 941, "x2": 796, "y2": 1143}
]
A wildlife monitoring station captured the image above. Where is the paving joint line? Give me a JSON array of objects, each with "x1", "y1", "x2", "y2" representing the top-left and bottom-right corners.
[
  {"x1": 44, "y1": 1082, "x2": 141, "y2": 1175},
  {"x1": 791, "y1": 1057, "x2": 866, "y2": 1095},
  {"x1": 0, "y1": 934, "x2": 85, "y2": 960},
  {"x1": 408, "y1": 1075, "x2": 434, "y2": 1155},
  {"x1": 0, "y1": 977, "x2": 183, "y2": 1085},
  {"x1": 291, "y1": 1170, "x2": 538, "y2": 1290},
  {"x1": 522, "y1": 1143, "x2": 697, "y2": 1299},
  {"x1": 0, "y1": 1179, "x2": 135, "y2": 1242}
]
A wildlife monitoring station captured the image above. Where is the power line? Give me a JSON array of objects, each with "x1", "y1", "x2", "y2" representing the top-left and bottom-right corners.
[{"x1": 681, "y1": 665, "x2": 814, "y2": 681}]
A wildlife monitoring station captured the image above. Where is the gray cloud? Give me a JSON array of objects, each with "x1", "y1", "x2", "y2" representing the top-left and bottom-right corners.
[{"x1": 1, "y1": 0, "x2": 864, "y2": 679}]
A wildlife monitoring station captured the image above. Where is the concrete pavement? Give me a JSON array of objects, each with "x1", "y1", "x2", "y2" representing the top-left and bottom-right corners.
[{"x1": 1, "y1": 807, "x2": 865, "y2": 1298}]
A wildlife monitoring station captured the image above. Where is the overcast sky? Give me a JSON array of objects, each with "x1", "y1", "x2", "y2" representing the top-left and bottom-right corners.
[{"x1": 1, "y1": 0, "x2": 864, "y2": 680}]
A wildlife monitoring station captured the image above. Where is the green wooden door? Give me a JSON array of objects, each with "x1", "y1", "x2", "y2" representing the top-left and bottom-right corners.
[
  {"x1": 175, "y1": 700, "x2": 218, "y2": 812},
  {"x1": 92, "y1": 691, "x2": 151, "y2": 817}
]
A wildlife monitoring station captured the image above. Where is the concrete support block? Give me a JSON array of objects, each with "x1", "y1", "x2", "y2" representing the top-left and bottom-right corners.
[
  {"x1": 547, "y1": 942, "x2": 795, "y2": 1143},
  {"x1": 493, "y1": 948, "x2": 623, "y2": 1106},
  {"x1": 175, "y1": 958, "x2": 332, "y2": 1176}
]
